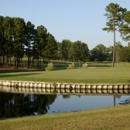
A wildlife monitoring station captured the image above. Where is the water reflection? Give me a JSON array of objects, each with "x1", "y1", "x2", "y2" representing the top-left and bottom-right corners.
[
  {"x1": 0, "y1": 92, "x2": 56, "y2": 118},
  {"x1": 48, "y1": 95, "x2": 130, "y2": 114},
  {"x1": 119, "y1": 97, "x2": 130, "y2": 105},
  {"x1": 0, "y1": 91, "x2": 130, "y2": 119}
]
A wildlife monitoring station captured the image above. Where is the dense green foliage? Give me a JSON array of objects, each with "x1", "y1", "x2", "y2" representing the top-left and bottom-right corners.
[{"x1": 120, "y1": 11, "x2": 130, "y2": 45}]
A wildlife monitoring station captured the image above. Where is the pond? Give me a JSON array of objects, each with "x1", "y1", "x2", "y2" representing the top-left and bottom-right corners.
[{"x1": 0, "y1": 91, "x2": 130, "y2": 118}]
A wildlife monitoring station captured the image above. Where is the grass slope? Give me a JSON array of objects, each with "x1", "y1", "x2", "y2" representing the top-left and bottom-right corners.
[{"x1": 0, "y1": 105, "x2": 130, "y2": 130}]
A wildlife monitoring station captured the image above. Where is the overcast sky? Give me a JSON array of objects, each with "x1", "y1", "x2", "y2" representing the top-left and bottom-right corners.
[{"x1": 0, "y1": 0, "x2": 130, "y2": 49}]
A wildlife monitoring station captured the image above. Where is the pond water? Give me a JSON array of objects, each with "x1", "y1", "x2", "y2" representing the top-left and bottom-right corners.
[
  {"x1": 0, "y1": 91, "x2": 130, "y2": 118},
  {"x1": 48, "y1": 95, "x2": 130, "y2": 113}
]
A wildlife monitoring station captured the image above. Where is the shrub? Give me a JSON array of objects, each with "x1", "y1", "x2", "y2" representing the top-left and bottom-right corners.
[
  {"x1": 82, "y1": 63, "x2": 88, "y2": 68},
  {"x1": 67, "y1": 63, "x2": 75, "y2": 69},
  {"x1": 45, "y1": 63, "x2": 55, "y2": 71}
]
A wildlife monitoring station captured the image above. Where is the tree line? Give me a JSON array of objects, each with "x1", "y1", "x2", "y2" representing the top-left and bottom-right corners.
[
  {"x1": 0, "y1": 3, "x2": 130, "y2": 69},
  {"x1": 0, "y1": 15, "x2": 58, "y2": 69},
  {"x1": 0, "y1": 16, "x2": 89, "y2": 69}
]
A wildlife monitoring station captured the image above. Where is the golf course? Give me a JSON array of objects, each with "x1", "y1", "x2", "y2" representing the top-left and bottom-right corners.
[
  {"x1": 0, "y1": 62, "x2": 130, "y2": 130},
  {"x1": 1, "y1": 0, "x2": 130, "y2": 129}
]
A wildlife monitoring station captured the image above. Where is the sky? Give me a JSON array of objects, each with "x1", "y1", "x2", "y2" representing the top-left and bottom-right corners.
[{"x1": 0, "y1": 0, "x2": 130, "y2": 50}]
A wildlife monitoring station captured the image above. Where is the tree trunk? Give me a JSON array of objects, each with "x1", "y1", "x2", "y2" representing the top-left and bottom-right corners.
[
  {"x1": 14, "y1": 56, "x2": 16, "y2": 69},
  {"x1": 112, "y1": 20, "x2": 116, "y2": 68}
]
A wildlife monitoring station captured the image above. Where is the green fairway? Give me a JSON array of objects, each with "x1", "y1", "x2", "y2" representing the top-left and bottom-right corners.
[{"x1": 0, "y1": 66, "x2": 130, "y2": 83}]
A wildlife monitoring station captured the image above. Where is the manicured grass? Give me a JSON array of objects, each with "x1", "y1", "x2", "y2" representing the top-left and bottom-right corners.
[
  {"x1": 0, "y1": 62, "x2": 130, "y2": 130},
  {"x1": 0, "y1": 105, "x2": 130, "y2": 130},
  {"x1": 0, "y1": 65, "x2": 130, "y2": 83}
]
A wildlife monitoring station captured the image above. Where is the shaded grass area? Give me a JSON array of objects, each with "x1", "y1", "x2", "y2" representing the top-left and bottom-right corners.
[
  {"x1": 0, "y1": 68, "x2": 40, "y2": 73},
  {"x1": 88, "y1": 62, "x2": 112, "y2": 67},
  {"x1": 0, "y1": 105, "x2": 130, "y2": 130},
  {"x1": 0, "y1": 67, "x2": 130, "y2": 83},
  {"x1": 0, "y1": 61, "x2": 112, "y2": 73}
]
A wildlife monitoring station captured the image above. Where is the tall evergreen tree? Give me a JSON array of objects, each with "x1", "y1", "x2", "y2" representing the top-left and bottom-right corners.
[
  {"x1": 12, "y1": 17, "x2": 26, "y2": 69},
  {"x1": 119, "y1": 11, "x2": 130, "y2": 43},
  {"x1": 43, "y1": 33, "x2": 58, "y2": 62},
  {"x1": 36, "y1": 25, "x2": 47, "y2": 69},
  {"x1": 0, "y1": 16, "x2": 4, "y2": 65},
  {"x1": 2, "y1": 16, "x2": 14, "y2": 67},
  {"x1": 25, "y1": 21, "x2": 36, "y2": 68},
  {"x1": 60, "y1": 39, "x2": 72, "y2": 61},
  {"x1": 103, "y1": 3, "x2": 127, "y2": 67}
]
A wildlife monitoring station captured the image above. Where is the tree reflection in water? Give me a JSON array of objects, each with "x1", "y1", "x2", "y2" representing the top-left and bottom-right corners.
[
  {"x1": 119, "y1": 97, "x2": 130, "y2": 105},
  {"x1": 0, "y1": 92, "x2": 57, "y2": 118},
  {"x1": 62, "y1": 95, "x2": 70, "y2": 99}
]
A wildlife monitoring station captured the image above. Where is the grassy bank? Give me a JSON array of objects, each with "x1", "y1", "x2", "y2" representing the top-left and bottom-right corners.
[
  {"x1": 0, "y1": 66, "x2": 130, "y2": 83},
  {"x1": 0, "y1": 105, "x2": 130, "y2": 130}
]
